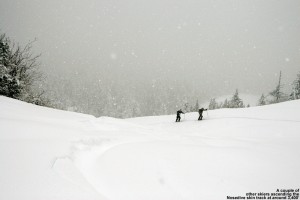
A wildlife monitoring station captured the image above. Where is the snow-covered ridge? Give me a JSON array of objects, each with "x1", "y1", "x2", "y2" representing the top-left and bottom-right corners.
[{"x1": 0, "y1": 96, "x2": 300, "y2": 200}]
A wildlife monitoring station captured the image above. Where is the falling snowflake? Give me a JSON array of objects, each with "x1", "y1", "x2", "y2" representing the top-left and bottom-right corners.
[
  {"x1": 131, "y1": 51, "x2": 137, "y2": 57},
  {"x1": 110, "y1": 53, "x2": 117, "y2": 60}
]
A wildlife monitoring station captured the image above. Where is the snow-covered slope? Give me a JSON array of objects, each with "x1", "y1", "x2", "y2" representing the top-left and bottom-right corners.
[{"x1": 1, "y1": 96, "x2": 300, "y2": 200}]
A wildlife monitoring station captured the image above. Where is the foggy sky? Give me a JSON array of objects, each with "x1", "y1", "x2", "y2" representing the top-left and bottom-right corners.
[{"x1": 1, "y1": 0, "x2": 300, "y2": 99}]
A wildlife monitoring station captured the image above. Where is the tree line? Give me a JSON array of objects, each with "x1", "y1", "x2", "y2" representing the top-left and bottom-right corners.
[{"x1": 208, "y1": 71, "x2": 300, "y2": 110}]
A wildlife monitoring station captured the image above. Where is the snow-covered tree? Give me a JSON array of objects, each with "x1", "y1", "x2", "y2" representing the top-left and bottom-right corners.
[
  {"x1": 194, "y1": 99, "x2": 199, "y2": 111},
  {"x1": 0, "y1": 36, "x2": 9, "y2": 67},
  {"x1": 290, "y1": 72, "x2": 300, "y2": 100},
  {"x1": 0, "y1": 35, "x2": 21, "y2": 98},
  {"x1": 184, "y1": 102, "x2": 190, "y2": 112},
  {"x1": 269, "y1": 71, "x2": 285, "y2": 103},
  {"x1": 0, "y1": 33, "x2": 47, "y2": 104},
  {"x1": 229, "y1": 89, "x2": 244, "y2": 108},
  {"x1": 222, "y1": 99, "x2": 229, "y2": 108},
  {"x1": 208, "y1": 98, "x2": 218, "y2": 110},
  {"x1": 257, "y1": 94, "x2": 267, "y2": 106},
  {"x1": 218, "y1": 101, "x2": 223, "y2": 108}
]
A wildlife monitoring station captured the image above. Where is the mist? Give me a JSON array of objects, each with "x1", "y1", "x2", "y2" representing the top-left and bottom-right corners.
[{"x1": 1, "y1": 0, "x2": 300, "y2": 117}]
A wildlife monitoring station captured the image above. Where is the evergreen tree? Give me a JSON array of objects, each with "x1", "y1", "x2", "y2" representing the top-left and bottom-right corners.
[
  {"x1": 0, "y1": 33, "x2": 47, "y2": 104},
  {"x1": 0, "y1": 35, "x2": 22, "y2": 98},
  {"x1": 218, "y1": 101, "x2": 223, "y2": 108},
  {"x1": 229, "y1": 89, "x2": 244, "y2": 108},
  {"x1": 222, "y1": 99, "x2": 229, "y2": 108},
  {"x1": 208, "y1": 98, "x2": 218, "y2": 110},
  {"x1": 258, "y1": 94, "x2": 266, "y2": 106},
  {"x1": 291, "y1": 72, "x2": 300, "y2": 100},
  {"x1": 269, "y1": 71, "x2": 285, "y2": 103},
  {"x1": 184, "y1": 102, "x2": 190, "y2": 112},
  {"x1": 0, "y1": 36, "x2": 9, "y2": 67},
  {"x1": 194, "y1": 99, "x2": 199, "y2": 111}
]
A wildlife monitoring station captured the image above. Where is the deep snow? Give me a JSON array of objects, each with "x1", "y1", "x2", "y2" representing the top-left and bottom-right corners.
[{"x1": 0, "y1": 96, "x2": 299, "y2": 200}]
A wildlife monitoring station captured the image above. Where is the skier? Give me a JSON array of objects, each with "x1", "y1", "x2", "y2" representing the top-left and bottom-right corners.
[
  {"x1": 198, "y1": 108, "x2": 207, "y2": 120},
  {"x1": 176, "y1": 109, "x2": 185, "y2": 122}
]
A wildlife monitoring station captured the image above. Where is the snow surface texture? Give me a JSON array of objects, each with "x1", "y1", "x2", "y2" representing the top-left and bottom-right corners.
[{"x1": 0, "y1": 96, "x2": 299, "y2": 200}]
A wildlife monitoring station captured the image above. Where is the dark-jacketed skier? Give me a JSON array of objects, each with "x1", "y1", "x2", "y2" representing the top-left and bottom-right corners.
[
  {"x1": 176, "y1": 109, "x2": 185, "y2": 122},
  {"x1": 198, "y1": 108, "x2": 207, "y2": 120}
]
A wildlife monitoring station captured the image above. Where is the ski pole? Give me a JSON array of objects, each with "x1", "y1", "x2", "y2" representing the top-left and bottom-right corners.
[{"x1": 206, "y1": 110, "x2": 209, "y2": 118}]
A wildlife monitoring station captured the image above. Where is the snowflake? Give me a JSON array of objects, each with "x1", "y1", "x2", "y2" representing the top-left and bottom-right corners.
[{"x1": 110, "y1": 53, "x2": 117, "y2": 60}]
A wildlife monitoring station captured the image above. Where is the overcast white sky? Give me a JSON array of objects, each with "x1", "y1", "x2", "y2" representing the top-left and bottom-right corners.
[{"x1": 1, "y1": 0, "x2": 300, "y2": 98}]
